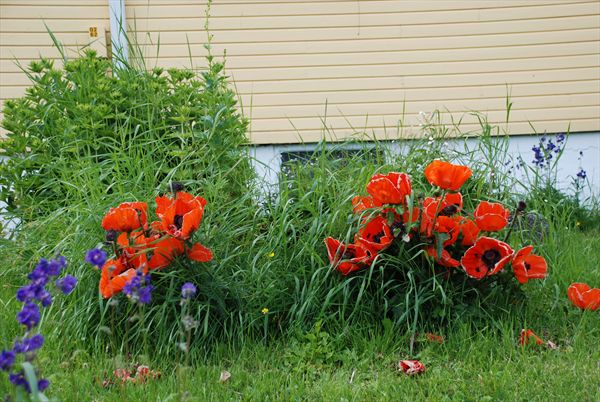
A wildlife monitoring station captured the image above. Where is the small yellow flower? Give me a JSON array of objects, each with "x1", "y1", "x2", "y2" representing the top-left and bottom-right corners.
[
  {"x1": 267, "y1": 252, "x2": 275, "y2": 258},
  {"x1": 261, "y1": 307, "x2": 269, "y2": 315},
  {"x1": 576, "y1": 221, "x2": 581, "y2": 227}
]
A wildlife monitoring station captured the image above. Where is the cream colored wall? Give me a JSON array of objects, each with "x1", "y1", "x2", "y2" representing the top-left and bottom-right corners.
[
  {"x1": 2, "y1": 1, "x2": 599, "y2": 144},
  {"x1": 0, "y1": 1, "x2": 110, "y2": 128}
]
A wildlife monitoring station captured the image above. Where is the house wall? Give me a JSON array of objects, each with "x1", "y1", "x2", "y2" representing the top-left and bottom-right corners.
[{"x1": 1, "y1": 0, "x2": 599, "y2": 144}]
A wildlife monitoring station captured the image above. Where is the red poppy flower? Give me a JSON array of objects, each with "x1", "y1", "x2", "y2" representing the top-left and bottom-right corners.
[
  {"x1": 420, "y1": 194, "x2": 461, "y2": 237},
  {"x1": 156, "y1": 191, "x2": 206, "y2": 217},
  {"x1": 426, "y1": 246, "x2": 460, "y2": 268},
  {"x1": 519, "y1": 329, "x2": 545, "y2": 346},
  {"x1": 147, "y1": 237, "x2": 186, "y2": 270},
  {"x1": 352, "y1": 196, "x2": 375, "y2": 213},
  {"x1": 434, "y1": 216, "x2": 461, "y2": 246},
  {"x1": 102, "y1": 202, "x2": 148, "y2": 233},
  {"x1": 567, "y1": 283, "x2": 600, "y2": 311},
  {"x1": 356, "y1": 216, "x2": 394, "y2": 254},
  {"x1": 425, "y1": 333, "x2": 444, "y2": 344},
  {"x1": 324, "y1": 237, "x2": 373, "y2": 275},
  {"x1": 512, "y1": 246, "x2": 548, "y2": 284},
  {"x1": 439, "y1": 192, "x2": 463, "y2": 215},
  {"x1": 420, "y1": 197, "x2": 439, "y2": 236},
  {"x1": 116, "y1": 231, "x2": 150, "y2": 272},
  {"x1": 459, "y1": 218, "x2": 480, "y2": 246},
  {"x1": 461, "y1": 236, "x2": 513, "y2": 279},
  {"x1": 187, "y1": 242, "x2": 213, "y2": 262},
  {"x1": 424, "y1": 160, "x2": 472, "y2": 191},
  {"x1": 473, "y1": 201, "x2": 510, "y2": 231},
  {"x1": 398, "y1": 360, "x2": 425, "y2": 375},
  {"x1": 366, "y1": 172, "x2": 412, "y2": 206},
  {"x1": 156, "y1": 192, "x2": 206, "y2": 240},
  {"x1": 99, "y1": 258, "x2": 136, "y2": 298}
]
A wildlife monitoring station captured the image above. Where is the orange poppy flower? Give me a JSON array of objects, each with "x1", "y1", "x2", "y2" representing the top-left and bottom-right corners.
[
  {"x1": 473, "y1": 201, "x2": 510, "y2": 231},
  {"x1": 356, "y1": 216, "x2": 394, "y2": 254},
  {"x1": 434, "y1": 215, "x2": 461, "y2": 247},
  {"x1": 567, "y1": 283, "x2": 600, "y2": 311},
  {"x1": 156, "y1": 192, "x2": 205, "y2": 240},
  {"x1": 459, "y1": 218, "x2": 480, "y2": 246},
  {"x1": 99, "y1": 258, "x2": 136, "y2": 298},
  {"x1": 420, "y1": 197, "x2": 439, "y2": 236},
  {"x1": 424, "y1": 160, "x2": 472, "y2": 191},
  {"x1": 398, "y1": 360, "x2": 425, "y2": 375},
  {"x1": 420, "y1": 194, "x2": 461, "y2": 237},
  {"x1": 426, "y1": 246, "x2": 460, "y2": 268},
  {"x1": 187, "y1": 242, "x2": 213, "y2": 262},
  {"x1": 147, "y1": 237, "x2": 185, "y2": 270},
  {"x1": 512, "y1": 246, "x2": 547, "y2": 284},
  {"x1": 366, "y1": 172, "x2": 412, "y2": 206},
  {"x1": 116, "y1": 231, "x2": 150, "y2": 272},
  {"x1": 352, "y1": 196, "x2": 375, "y2": 214},
  {"x1": 519, "y1": 329, "x2": 545, "y2": 346},
  {"x1": 324, "y1": 237, "x2": 373, "y2": 276},
  {"x1": 156, "y1": 191, "x2": 207, "y2": 217},
  {"x1": 425, "y1": 333, "x2": 444, "y2": 344},
  {"x1": 102, "y1": 202, "x2": 148, "y2": 233},
  {"x1": 461, "y1": 236, "x2": 513, "y2": 279}
]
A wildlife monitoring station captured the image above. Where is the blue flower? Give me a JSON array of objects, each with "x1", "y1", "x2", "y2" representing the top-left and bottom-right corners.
[
  {"x1": 0, "y1": 349, "x2": 15, "y2": 371},
  {"x1": 46, "y1": 256, "x2": 66, "y2": 276},
  {"x1": 576, "y1": 169, "x2": 587, "y2": 180},
  {"x1": 181, "y1": 282, "x2": 197, "y2": 299},
  {"x1": 85, "y1": 248, "x2": 107, "y2": 268},
  {"x1": 38, "y1": 378, "x2": 50, "y2": 392},
  {"x1": 556, "y1": 133, "x2": 565, "y2": 143},
  {"x1": 16, "y1": 285, "x2": 36, "y2": 303},
  {"x1": 14, "y1": 334, "x2": 44, "y2": 354},
  {"x1": 17, "y1": 302, "x2": 40, "y2": 329},
  {"x1": 55, "y1": 275, "x2": 78, "y2": 295},
  {"x1": 123, "y1": 271, "x2": 153, "y2": 305}
]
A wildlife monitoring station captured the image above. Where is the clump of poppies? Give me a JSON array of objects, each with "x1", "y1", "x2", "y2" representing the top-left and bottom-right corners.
[
  {"x1": 89, "y1": 184, "x2": 213, "y2": 299},
  {"x1": 325, "y1": 159, "x2": 548, "y2": 289}
]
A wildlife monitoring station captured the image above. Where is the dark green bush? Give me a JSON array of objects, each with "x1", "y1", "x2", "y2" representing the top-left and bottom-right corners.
[{"x1": 1, "y1": 49, "x2": 252, "y2": 221}]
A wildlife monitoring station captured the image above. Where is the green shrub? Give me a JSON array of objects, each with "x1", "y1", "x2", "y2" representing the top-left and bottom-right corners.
[{"x1": 1, "y1": 49, "x2": 252, "y2": 222}]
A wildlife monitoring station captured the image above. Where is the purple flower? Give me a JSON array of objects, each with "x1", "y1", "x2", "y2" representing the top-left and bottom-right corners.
[
  {"x1": 181, "y1": 282, "x2": 197, "y2": 299},
  {"x1": 0, "y1": 349, "x2": 15, "y2": 371},
  {"x1": 16, "y1": 284, "x2": 36, "y2": 303},
  {"x1": 9, "y1": 371, "x2": 28, "y2": 391},
  {"x1": 85, "y1": 248, "x2": 107, "y2": 268},
  {"x1": 137, "y1": 285, "x2": 154, "y2": 304},
  {"x1": 556, "y1": 133, "x2": 565, "y2": 143},
  {"x1": 14, "y1": 334, "x2": 44, "y2": 354},
  {"x1": 17, "y1": 302, "x2": 40, "y2": 329},
  {"x1": 38, "y1": 378, "x2": 50, "y2": 392},
  {"x1": 123, "y1": 271, "x2": 153, "y2": 305},
  {"x1": 55, "y1": 275, "x2": 78, "y2": 295},
  {"x1": 577, "y1": 169, "x2": 587, "y2": 180},
  {"x1": 46, "y1": 256, "x2": 66, "y2": 276},
  {"x1": 37, "y1": 289, "x2": 52, "y2": 307}
]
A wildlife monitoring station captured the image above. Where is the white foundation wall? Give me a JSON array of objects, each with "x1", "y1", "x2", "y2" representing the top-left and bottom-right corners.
[{"x1": 250, "y1": 132, "x2": 600, "y2": 202}]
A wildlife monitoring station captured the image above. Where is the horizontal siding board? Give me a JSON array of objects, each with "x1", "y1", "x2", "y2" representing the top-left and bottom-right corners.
[
  {"x1": 249, "y1": 119, "x2": 600, "y2": 144},
  {"x1": 245, "y1": 93, "x2": 600, "y2": 120},
  {"x1": 238, "y1": 80, "x2": 600, "y2": 107},
  {"x1": 248, "y1": 106, "x2": 600, "y2": 132},
  {"x1": 125, "y1": 14, "x2": 600, "y2": 43}
]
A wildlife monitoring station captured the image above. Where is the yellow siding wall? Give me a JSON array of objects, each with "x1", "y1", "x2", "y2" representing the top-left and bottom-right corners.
[
  {"x1": 0, "y1": 1, "x2": 110, "y2": 126},
  {"x1": 2, "y1": 1, "x2": 600, "y2": 144}
]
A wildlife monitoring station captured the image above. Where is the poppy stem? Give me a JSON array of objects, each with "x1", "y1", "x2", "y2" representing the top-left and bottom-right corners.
[{"x1": 503, "y1": 208, "x2": 521, "y2": 243}]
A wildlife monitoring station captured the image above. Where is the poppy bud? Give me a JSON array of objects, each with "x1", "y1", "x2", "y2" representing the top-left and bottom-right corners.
[
  {"x1": 517, "y1": 201, "x2": 526, "y2": 212},
  {"x1": 105, "y1": 230, "x2": 118, "y2": 242},
  {"x1": 169, "y1": 182, "x2": 184, "y2": 193}
]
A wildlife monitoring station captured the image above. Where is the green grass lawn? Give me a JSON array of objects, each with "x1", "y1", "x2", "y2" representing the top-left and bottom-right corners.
[{"x1": 2, "y1": 227, "x2": 598, "y2": 401}]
